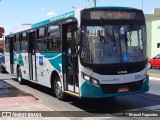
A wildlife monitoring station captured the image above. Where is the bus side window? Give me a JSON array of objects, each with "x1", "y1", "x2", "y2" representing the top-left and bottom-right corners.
[
  {"x1": 38, "y1": 27, "x2": 46, "y2": 39},
  {"x1": 36, "y1": 27, "x2": 47, "y2": 52},
  {"x1": 48, "y1": 38, "x2": 60, "y2": 52},
  {"x1": 15, "y1": 35, "x2": 21, "y2": 52},
  {"x1": 5, "y1": 38, "x2": 10, "y2": 52},
  {"x1": 47, "y1": 24, "x2": 60, "y2": 52},
  {"x1": 48, "y1": 39, "x2": 53, "y2": 51},
  {"x1": 21, "y1": 32, "x2": 28, "y2": 52},
  {"x1": 36, "y1": 39, "x2": 47, "y2": 52}
]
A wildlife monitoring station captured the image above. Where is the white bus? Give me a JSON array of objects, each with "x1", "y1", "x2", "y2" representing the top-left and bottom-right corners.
[{"x1": 4, "y1": 7, "x2": 149, "y2": 100}]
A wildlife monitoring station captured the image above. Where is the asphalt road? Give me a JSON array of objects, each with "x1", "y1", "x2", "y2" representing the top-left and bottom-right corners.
[
  {"x1": 149, "y1": 68, "x2": 160, "y2": 74},
  {"x1": 0, "y1": 71, "x2": 160, "y2": 119}
]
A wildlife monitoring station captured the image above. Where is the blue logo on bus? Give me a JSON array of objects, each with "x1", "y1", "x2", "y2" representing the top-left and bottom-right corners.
[
  {"x1": 123, "y1": 54, "x2": 129, "y2": 62},
  {"x1": 39, "y1": 56, "x2": 43, "y2": 66}
]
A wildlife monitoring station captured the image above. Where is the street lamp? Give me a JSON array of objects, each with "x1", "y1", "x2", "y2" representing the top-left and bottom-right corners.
[
  {"x1": 93, "y1": 0, "x2": 96, "y2": 7},
  {"x1": 142, "y1": 0, "x2": 143, "y2": 11},
  {"x1": 85, "y1": 0, "x2": 97, "y2": 7}
]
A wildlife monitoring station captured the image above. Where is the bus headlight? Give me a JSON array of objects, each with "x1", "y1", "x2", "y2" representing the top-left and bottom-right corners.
[
  {"x1": 83, "y1": 74, "x2": 90, "y2": 81},
  {"x1": 82, "y1": 72, "x2": 100, "y2": 87},
  {"x1": 91, "y1": 78, "x2": 100, "y2": 86},
  {"x1": 82, "y1": 72, "x2": 90, "y2": 81}
]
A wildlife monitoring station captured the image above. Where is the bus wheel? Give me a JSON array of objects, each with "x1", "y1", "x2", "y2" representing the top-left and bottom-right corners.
[
  {"x1": 54, "y1": 76, "x2": 66, "y2": 100},
  {"x1": 17, "y1": 67, "x2": 25, "y2": 85}
]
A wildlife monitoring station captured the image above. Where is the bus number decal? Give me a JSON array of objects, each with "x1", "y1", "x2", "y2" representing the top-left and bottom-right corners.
[{"x1": 135, "y1": 75, "x2": 142, "y2": 80}]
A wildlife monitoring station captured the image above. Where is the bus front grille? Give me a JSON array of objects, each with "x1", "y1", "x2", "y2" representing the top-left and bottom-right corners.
[
  {"x1": 85, "y1": 60, "x2": 147, "y2": 75},
  {"x1": 100, "y1": 80, "x2": 143, "y2": 94},
  {"x1": 94, "y1": 64, "x2": 144, "y2": 75}
]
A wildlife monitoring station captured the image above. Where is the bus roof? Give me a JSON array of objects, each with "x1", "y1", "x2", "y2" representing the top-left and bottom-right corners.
[
  {"x1": 7, "y1": 6, "x2": 141, "y2": 36},
  {"x1": 92, "y1": 6, "x2": 138, "y2": 10},
  {"x1": 32, "y1": 6, "x2": 141, "y2": 28},
  {"x1": 32, "y1": 11, "x2": 75, "y2": 28}
]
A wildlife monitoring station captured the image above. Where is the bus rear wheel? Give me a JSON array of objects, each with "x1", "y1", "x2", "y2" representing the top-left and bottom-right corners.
[
  {"x1": 17, "y1": 67, "x2": 25, "y2": 85},
  {"x1": 54, "y1": 76, "x2": 66, "y2": 100}
]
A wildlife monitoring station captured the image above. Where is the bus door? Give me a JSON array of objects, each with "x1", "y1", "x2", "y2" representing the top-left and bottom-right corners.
[
  {"x1": 62, "y1": 22, "x2": 79, "y2": 94},
  {"x1": 28, "y1": 32, "x2": 37, "y2": 81},
  {"x1": 10, "y1": 37, "x2": 14, "y2": 74}
]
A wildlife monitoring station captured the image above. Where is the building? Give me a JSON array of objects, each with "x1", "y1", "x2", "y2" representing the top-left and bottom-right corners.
[
  {"x1": 0, "y1": 27, "x2": 5, "y2": 53},
  {"x1": 145, "y1": 8, "x2": 160, "y2": 58},
  {"x1": 0, "y1": 41, "x2": 4, "y2": 53}
]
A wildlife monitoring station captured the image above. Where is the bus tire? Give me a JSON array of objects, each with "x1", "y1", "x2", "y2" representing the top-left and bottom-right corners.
[
  {"x1": 17, "y1": 67, "x2": 25, "y2": 85},
  {"x1": 54, "y1": 75, "x2": 66, "y2": 100}
]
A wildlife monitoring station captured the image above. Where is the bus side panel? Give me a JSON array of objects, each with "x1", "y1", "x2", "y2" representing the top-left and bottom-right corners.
[
  {"x1": 36, "y1": 53, "x2": 46, "y2": 86},
  {"x1": 13, "y1": 52, "x2": 17, "y2": 75},
  {"x1": 36, "y1": 52, "x2": 62, "y2": 88},
  {"x1": 5, "y1": 53, "x2": 11, "y2": 74},
  {"x1": 20, "y1": 53, "x2": 30, "y2": 80}
]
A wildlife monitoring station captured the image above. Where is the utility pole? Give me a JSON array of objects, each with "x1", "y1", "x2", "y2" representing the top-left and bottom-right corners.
[
  {"x1": 142, "y1": 0, "x2": 143, "y2": 11},
  {"x1": 85, "y1": 0, "x2": 97, "y2": 7},
  {"x1": 93, "y1": 0, "x2": 96, "y2": 7}
]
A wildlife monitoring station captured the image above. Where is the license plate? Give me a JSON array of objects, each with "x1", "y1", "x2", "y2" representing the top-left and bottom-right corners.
[{"x1": 118, "y1": 87, "x2": 130, "y2": 93}]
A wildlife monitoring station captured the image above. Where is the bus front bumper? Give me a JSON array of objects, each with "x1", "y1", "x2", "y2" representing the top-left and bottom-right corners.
[{"x1": 80, "y1": 76, "x2": 149, "y2": 98}]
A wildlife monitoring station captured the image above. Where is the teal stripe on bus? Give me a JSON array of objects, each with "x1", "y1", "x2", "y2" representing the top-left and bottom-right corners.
[
  {"x1": 40, "y1": 52, "x2": 62, "y2": 72},
  {"x1": 32, "y1": 11, "x2": 75, "y2": 28}
]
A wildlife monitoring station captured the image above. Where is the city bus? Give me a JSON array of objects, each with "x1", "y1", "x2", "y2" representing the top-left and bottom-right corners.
[{"x1": 4, "y1": 7, "x2": 149, "y2": 100}]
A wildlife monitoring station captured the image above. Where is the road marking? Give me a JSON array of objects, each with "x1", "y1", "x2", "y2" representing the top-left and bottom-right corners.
[{"x1": 149, "y1": 77, "x2": 160, "y2": 81}]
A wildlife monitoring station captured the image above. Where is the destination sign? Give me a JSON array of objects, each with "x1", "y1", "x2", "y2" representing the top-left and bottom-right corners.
[{"x1": 83, "y1": 10, "x2": 143, "y2": 20}]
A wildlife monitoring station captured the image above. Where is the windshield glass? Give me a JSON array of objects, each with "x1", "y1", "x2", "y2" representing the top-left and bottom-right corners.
[{"x1": 81, "y1": 24, "x2": 147, "y2": 64}]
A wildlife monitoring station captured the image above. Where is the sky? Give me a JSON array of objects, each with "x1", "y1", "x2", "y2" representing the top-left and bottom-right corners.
[{"x1": 0, "y1": 0, "x2": 160, "y2": 35}]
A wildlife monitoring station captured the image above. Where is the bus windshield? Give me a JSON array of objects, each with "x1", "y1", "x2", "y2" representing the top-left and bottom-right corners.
[{"x1": 81, "y1": 23, "x2": 147, "y2": 64}]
